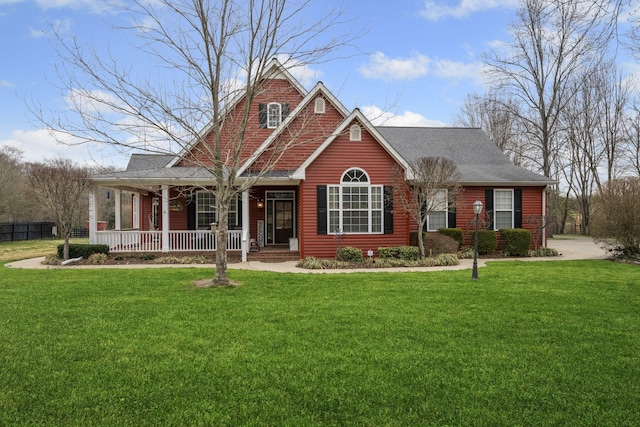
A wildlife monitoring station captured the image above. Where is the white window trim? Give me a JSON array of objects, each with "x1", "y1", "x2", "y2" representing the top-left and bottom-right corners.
[
  {"x1": 328, "y1": 168, "x2": 383, "y2": 234},
  {"x1": 267, "y1": 102, "x2": 282, "y2": 129},
  {"x1": 494, "y1": 188, "x2": 514, "y2": 230}
]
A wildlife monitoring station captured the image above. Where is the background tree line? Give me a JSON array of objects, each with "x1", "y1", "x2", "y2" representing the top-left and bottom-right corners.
[
  {"x1": 0, "y1": 146, "x2": 125, "y2": 229},
  {"x1": 455, "y1": 0, "x2": 640, "y2": 240}
]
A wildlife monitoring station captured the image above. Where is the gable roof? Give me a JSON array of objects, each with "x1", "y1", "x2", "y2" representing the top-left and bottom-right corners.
[
  {"x1": 290, "y1": 109, "x2": 411, "y2": 180},
  {"x1": 236, "y1": 81, "x2": 350, "y2": 177},
  {"x1": 377, "y1": 127, "x2": 555, "y2": 186},
  {"x1": 166, "y1": 58, "x2": 307, "y2": 168}
]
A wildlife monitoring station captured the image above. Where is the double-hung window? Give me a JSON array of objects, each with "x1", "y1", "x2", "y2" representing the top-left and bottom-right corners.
[
  {"x1": 328, "y1": 168, "x2": 383, "y2": 233},
  {"x1": 426, "y1": 190, "x2": 448, "y2": 231},
  {"x1": 494, "y1": 189, "x2": 514, "y2": 229},
  {"x1": 196, "y1": 191, "x2": 240, "y2": 228},
  {"x1": 196, "y1": 191, "x2": 217, "y2": 229}
]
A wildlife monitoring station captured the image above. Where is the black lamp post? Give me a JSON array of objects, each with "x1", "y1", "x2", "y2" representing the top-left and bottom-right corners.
[{"x1": 472, "y1": 199, "x2": 483, "y2": 281}]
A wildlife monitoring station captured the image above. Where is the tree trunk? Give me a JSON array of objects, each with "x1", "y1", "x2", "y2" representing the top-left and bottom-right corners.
[
  {"x1": 214, "y1": 203, "x2": 230, "y2": 285},
  {"x1": 63, "y1": 237, "x2": 70, "y2": 261}
]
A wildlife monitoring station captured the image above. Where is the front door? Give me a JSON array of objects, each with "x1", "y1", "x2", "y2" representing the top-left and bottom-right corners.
[
  {"x1": 274, "y1": 200, "x2": 293, "y2": 244},
  {"x1": 266, "y1": 191, "x2": 295, "y2": 245}
]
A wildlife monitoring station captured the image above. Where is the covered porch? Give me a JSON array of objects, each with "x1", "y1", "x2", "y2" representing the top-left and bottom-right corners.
[{"x1": 87, "y1": 183, "x2": 300, "y2": 262}]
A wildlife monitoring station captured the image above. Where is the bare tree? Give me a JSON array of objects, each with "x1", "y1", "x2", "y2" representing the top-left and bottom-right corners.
[
  {"x1": 623, "y1": 102, "x2": 640, "y2": 178},
  {"x1": 392, "y1": 157, "x2": 461, "y2": 259},
  {"x1": 26, "y1": 158, "x2": 91, "y2": 260},
  {"x1": 591, "y1": 177, "x2": 640, "y2": 258},
  {"x1": 483, "y1": 0, "x2": 617, "y2": 179},
  {"x1": 34, "y1": 0, "x2": 356, "y2": 285},
  {"x1": 454, "y1": 91, "x2": 529, "y2": 168},
  {"x1": 0, "y1": 146, "x2": 27, "y2": 222}
]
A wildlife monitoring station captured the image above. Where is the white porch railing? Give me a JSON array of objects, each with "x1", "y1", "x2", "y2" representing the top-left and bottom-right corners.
[{"x1": 95, "y1": 230, "x2": 243, "y2": 253}]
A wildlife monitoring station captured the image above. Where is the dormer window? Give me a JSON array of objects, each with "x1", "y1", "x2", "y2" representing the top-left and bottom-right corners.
[
  {"x1": 267, "y1": 102, "x2": 281, "y2": 128},
  {"x1": 314, "y1": 97, "x2": 325, "y2": 114},
  {"x1": 259, "y1": 103, "x2": 290, "y2": 129},
  {"x1": 349, "y1": 124, "x2": 361, "y2": 141}
]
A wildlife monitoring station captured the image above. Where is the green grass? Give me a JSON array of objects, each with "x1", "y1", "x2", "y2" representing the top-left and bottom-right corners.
[
  {"x1": 0, "y1": 238, "x2": 88, "y2": 262},
  {"x1": 1, "y1": 260, "x2": 639, "y2": 426}
]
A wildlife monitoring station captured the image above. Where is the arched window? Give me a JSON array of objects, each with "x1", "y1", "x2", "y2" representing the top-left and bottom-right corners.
[
  {"x1": 314, "y1": 97, "x2": 326, "y2": 114},
  {"x1": 328, "y1": 168, "x2": 382, "y2": 233}
]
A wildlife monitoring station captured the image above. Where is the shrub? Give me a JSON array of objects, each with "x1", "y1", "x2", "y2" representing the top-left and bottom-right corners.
[
  {"x1": 425, "y1": 233, "x2": 459, "y2": 255},
  {"x1": 57, "y1": 244, "x2": 109, "y2": 259},
  {"x1": 140, "y1": 253, "x2": 157, "y2": 261},
  {"x1": 438, "y1": 228, "x2": 464, "y2": 248},
  {"x1": 378, "y1": 246, "x2": 420, "y2": 260},
  {"x1": 528, "y1": 247, "x2": 559, "y2": 257},
  {"x1": 42, "y1": 254, "x2": 61, "y2": 265},
  {"x1": 337, "y1": 246, "x2": 363, "y2": 262},
  {"x1": 474, "y1": 230, "x2": 497, "y2": 255},
  {"x1": 87, "y1": 253, "x2": 108, "y2": 265},
  {"x1": 458, "y1": 246, "x2": 475, "y2": 259},
  {"x1": 433, "y1": 253, "x2": 459, "y2": 266},
  {"x1": 500, "y1": 228, "x2": 531, "y2": 256}
]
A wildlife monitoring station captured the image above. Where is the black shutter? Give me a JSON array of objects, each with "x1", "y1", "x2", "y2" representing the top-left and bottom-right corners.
[
  {"x1": 237, "y1": 195, "x2": 243, "y2": 228},
  {"x1": 187, "y1": 197, "x2": 196, "y2": 230},
  {"x1": 282, "y1": 103, "x2": 290, "y2": 120},
  {"x1": 485, "y1": 189, "x2": 494, "y2": 230},
  {"x1": 317, "y1": 185, "x2": 327, "y2": 235},
  {"x1": 514, "y1": 189, "x2": 522, "y2": 228},
  {"x1": 384, "y1": 186, "x2": 394, "y2": 234},
  {"x1": 258, "y1": 104, "x2": 267, "y2": 128},
  {"x1": 448, "y1": 207, "x2": 457, "y2": 229}
]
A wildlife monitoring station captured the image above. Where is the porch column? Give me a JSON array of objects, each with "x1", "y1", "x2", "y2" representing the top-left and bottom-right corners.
[
  {"x1": 132, "y1": 192, "x2": 141, "y2": 229},
  {"x1": 114, "y1": 189, "x2": 122, "y2": 231},
  {"x1": 162, "y1": 185, "x2": 170, "y2": 252},
  {"x1": 88, "y1": 186, "x2": 98, "y2": 244},
  {"x1": 241, "y1": 190, "x2": 249, "y2": 262},
  {"x1": 542, "y1": 186, "x2": 547, "y2": 246}
]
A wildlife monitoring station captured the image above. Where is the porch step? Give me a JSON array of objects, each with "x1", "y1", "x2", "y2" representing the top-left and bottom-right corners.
[{"x1": 247, "y1": 250, "x2": 300, "y2": 262}]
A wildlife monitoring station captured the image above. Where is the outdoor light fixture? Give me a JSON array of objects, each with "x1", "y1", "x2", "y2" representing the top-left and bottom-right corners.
[
  {"x1": 256, "y1": 199, "x2": 264, "y2": 209},
  {"x1": 472, "y1": 199, "x2": 483, "y2": 281}
]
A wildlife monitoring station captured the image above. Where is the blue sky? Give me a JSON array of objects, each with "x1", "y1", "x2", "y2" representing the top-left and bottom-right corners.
[{"x1": 0, "y1": 0, "x2": 528, "y2": 167}]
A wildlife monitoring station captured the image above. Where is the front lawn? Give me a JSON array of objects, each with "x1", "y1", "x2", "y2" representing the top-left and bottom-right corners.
[{"x1": 1, "y1": 261, "x2": 638, "y2": 426}]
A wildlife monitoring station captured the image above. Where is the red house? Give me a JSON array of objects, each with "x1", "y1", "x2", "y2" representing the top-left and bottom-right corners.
[{"x1": 89, "y1": 60, "x2": 555, "y2": 261}]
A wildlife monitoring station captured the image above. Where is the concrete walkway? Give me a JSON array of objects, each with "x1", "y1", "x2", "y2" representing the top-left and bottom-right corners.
[{"x1": 5, "y1": 236, "x2": 608, "y2": 273}]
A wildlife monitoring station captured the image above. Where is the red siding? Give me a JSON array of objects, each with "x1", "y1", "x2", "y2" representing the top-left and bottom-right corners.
[
  {"x1": 177, "y1": 78, "x2": 306, "y2": 167},
  {"x1": 249, "y1": 96, "x2": 345, "y2": 172},
  {"x1": 456, "y1": 186, "x2": 546, "y2": 250},
  {"x1": 299, "y1": 122, "x2": 409, "y2": 258}
]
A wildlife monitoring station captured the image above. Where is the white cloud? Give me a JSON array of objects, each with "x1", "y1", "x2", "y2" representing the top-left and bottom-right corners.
[
  {"x1": 432, "y1": 59, "x2": 488, "y2": 86},
  {"x1": 359, "y1": 51, "x2": 486, "y2": 86},
  {"x1": 0, "y1": 128, "x2": 128, "y2": 168},
  {"x1": 421, "y1": 0, "x2": 519, "y2": 21},
  {"x1": 0, "y1": 80, "x2": 15, "y2": 88},
  {"x1": 29, "y1": 18, "x2": 73, "y2": 38},
  {"x1": 361, "y1": 105, "x2": 446, "y2": 127},
  {"x1": 35, "y1": 0, "x2": 122, "y2": 15},
  {"x1": 359, "y1": 52, "x2": 431, "y2": 81},
  {"x1": 275, "y1": 54, "x2": 323, "y2": 87}
]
